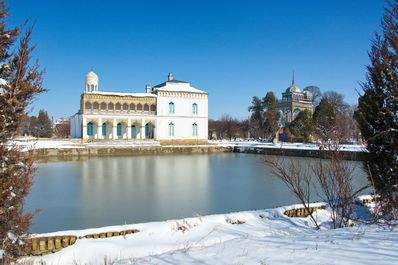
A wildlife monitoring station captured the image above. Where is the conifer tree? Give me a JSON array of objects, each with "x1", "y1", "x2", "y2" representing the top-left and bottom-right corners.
[
  {"x1": 248, "y1": 96, "x2": 265, "y2": 135},
  {"x1": 263, "y1": 92, "x2": 278, "y2": 138},
  {"x1": 289, "y1": 109, "x2": 314, "y2": 142},
  {"x1": 313, "y1": 97, "x2": 336, "y2": 142},
  {"x1": 354, "y1": 1, "x2": 398, "y2": 218},
  {"x1": 0, "y1": 1, "x2": 44, "y2": 261},
  {"x1": 248, "y1": 92, "x2": 280, "y2": 139},
  {"x1": 36, "y1": 109, "x2": 53, "y2": 138}
]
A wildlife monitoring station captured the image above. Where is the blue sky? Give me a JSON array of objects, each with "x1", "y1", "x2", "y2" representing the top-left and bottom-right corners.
[{"x1": 10, "y1": 0, "x2": 386, "y2": 120}]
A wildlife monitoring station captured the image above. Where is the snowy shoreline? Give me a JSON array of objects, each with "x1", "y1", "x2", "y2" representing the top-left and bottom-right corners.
[
  {"x1": 24, "y1": 195, "x2": 398, "y2": 265},
  {"x1": 9, "y1": 138, "x2": 366, "y2": 152}
]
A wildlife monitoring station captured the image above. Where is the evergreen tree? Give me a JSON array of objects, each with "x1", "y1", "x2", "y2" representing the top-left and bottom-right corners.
[
  {"x1": 289, "y1": 109, "x2": 314, "y2": 142},
  {"x1": 263, "y1": 92, "x2": 278, "y2": 138},
  {"x1": 313, "y1": 97, "x2": 336, "y2": 142},
  {"x1": 28, "y1": 116, "x2": 38, "y2": 137},
  {"x1": 36, "y1": 109, "x2": 53, "y2": 138},
  {"x1": 248, "y1": 92, "x2": 280, "y2": 139},
  {"x1": 248, "y1": 96, "x2": 265, "y2": 137},
  {"x1": 0, "y1": 1, "x2": 44, "y2": 260},
  {"x1": 354, "y1": 0, "x2": 398, "y2": 218}
]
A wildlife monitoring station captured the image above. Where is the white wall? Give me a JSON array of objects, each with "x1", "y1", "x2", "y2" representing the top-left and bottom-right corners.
[
  {"x1": 71, "y1": 91, "x2": 208, "y2": 141},
  {"x1": 156, "y1": 92, "x2": 208, "y2": 140},
  {"x1": 70, "y1": 114, "x2": 82, "y2": 138}
]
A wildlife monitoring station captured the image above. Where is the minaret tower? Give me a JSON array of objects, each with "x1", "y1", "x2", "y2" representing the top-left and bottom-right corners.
[
  {"x1": 292, "y1": 71, "x2": 295, "y2": 86},
  {"x1": 85, "y1": 71, "x2": 99, "y2": 93}
]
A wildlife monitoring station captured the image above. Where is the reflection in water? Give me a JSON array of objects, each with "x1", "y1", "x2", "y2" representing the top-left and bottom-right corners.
[{"x1": 25, "y1": 154, "x2": 368, "y2": 233}]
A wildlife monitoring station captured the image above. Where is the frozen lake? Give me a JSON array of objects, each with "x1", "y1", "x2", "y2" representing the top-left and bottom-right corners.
[{"x1": 26, "y1": 153, "x2": 369, "y2": 233}]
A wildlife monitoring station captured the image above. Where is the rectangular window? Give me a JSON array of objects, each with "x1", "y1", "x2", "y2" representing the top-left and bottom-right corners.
[
  {"x1": 169, "y1": 102, "x2": 175, "y2": 114},
  {"x1": 117, "y1": 123, "x2": 122, "y2": 136},
  {"x1": 87, "y1": 123, "x2": 93, "y2": 136},
  {"x1": 168, "y1": 123, "x2": 174, "y2": 137},
  {"x1": 192, "y1": 103, "x2": 198, "y2": 115},
  {"x1": 192, "y1": 123, "x2": 198, "y2": 137},
  {"x1": 102, "y1": 124, "x2": 106, "y2": 136}
]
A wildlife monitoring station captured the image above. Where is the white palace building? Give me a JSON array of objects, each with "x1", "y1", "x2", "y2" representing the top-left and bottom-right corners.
[{"x1": 70, "y1": 71, "x2": 208, "y2": 144}]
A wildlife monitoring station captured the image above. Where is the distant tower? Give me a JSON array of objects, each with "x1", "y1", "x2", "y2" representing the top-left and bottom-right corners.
[
  {"x1": 292, "y1": 71, "x2": 295, "y2": 86},
  {"x1": 85, "y1": 71, "x2": 99, "y2": 93},
  {"x1": 145, "y1": 84, "x2": 151, "y2": 93}
]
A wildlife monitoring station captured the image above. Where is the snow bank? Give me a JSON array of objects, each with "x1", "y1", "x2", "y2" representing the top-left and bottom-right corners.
[
  {"x1": 24, "y1": 196, "x2": 398, "y2": 265},
  {"x1": 210, "y1": 140, "x2": 366, "y2": 152},
  {"x1": 8, "y1": 138, "x2": 161, "y2": 151},
  {"x1": 9, "y1": 139, "x2": 84, "y2": 150}
]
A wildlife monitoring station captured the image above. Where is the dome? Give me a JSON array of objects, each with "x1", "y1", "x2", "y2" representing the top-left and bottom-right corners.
[
  {"x1": 286, "y1": 84, "x2": 301, "y2": 93},
  {"x1": 84, "y1": 71, "x2": 99, "y2": 93},
  {"x1": 85, "y1": 71, "x2": 98, "y2": 84}
]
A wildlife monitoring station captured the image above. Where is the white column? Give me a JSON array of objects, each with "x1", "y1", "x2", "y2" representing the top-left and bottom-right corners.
[
  {"x1": 140, "y1": 120, "x2": 146, "y2": 140},
  {"x1": 82, "y1": 117, "x2": 87, "y2": 139},
  {"x1": 127, "y1": 119, "x2": 132, "y2": 139},
  {"x1": 97, "y1": 118, "x2": 103, "y2": 139},
  {"x1": 113, "y1": 118, "x2": 117, "y2": 140}
]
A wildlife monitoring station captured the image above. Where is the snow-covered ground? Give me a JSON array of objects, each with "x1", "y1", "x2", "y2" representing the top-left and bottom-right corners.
[
  {"x1": 9, "y1": 138, "x2": 366, "y2": 153},
  {"x1": 24, "y1": 195, "x2": 397, "y2": 265},
  {"x1": 209, "y1": 140, "x2": 366, "y2": 152},
  {"x1": 8, "y1": 138, "x2": 160, "y2": 150}
]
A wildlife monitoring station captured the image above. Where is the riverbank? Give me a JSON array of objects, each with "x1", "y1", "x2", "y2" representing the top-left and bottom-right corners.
[
  {"x1": 22, "y1": 195, "x2": 398, "y2": 265},
  {"x1": 10, "y1": 138, "x2": 232, "y2": 159},
  {"x1": 10, "y1": 138, "x2": 367, "y2": 160},
  {"x1": 209, "y1": 140, "x2": 367, "y2": 160}
]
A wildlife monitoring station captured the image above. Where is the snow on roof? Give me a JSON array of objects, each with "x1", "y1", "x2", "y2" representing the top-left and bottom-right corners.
[
  {"x1": 88, "y1": 91, "x2": 157, "y2": 97},
  {"x1": 153, "y1": 82, "x2": 207, "y2": 94}
]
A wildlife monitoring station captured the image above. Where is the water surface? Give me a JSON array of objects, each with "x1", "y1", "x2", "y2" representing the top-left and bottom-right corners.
[{"x1": 26, "y1": 153, "x2": 368, "y2": 233}]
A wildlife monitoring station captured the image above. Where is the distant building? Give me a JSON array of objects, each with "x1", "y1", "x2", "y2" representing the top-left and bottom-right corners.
[
  {"x1": 70, "y1": 71, "x2": 208, "y2": 144},
  {"x1": 54, "y1": 118, "x2": 70, "y2": 138},
  {"x1": 276, "y1": 79, "x2": 313, "y2": 126}
]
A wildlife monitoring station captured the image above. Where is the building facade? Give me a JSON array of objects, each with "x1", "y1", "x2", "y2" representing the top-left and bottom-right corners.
[
  {"x1": 276, "y1": 80, "x2": 313, "y2": 126},
  {"x1": 70, "y1": 72, "x2": 208, "y2": 144}
]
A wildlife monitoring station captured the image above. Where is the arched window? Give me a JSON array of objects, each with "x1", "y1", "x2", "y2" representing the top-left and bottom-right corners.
[
  {"x1": 131, "y1": 125, "x2": 137, "y2": 139},
  {"x1": 168, "y1": 122, "x2": 174, "y2": 137},
  {"x1": 100, "y1": 102, "x2": 107, "y2": 110},
  {"x1": 192, "y1": 123, "x2": 198, "y2": 136},
  {"x1": 117, "y1": 123, "x2": 122, "y2": 136},
  {"x1": 123, "y1": 103, "x2": 128, "y2": 111},
  {"x1": 85, "y1": 102, "x2": 92, "y2": 111},
  {"x1": 130, "y1": 103, "x2": 135, "y2": 111},
  {"x1": 115, "y1": 103, "x2": 121, "y2": 111},
  {"x1": 169, "y1": 102, "x2": 175, "y2": 114},
  {"x1": 150, "y1": 104, "x2": 156, "y2": 112},
  {"x1": 137, "y1": 104, "x2": 142, "y2": 111},
  {"x1": 145, "y1": 123, "x2": 154, "y2": 138},
  {"x1": 108, "y1": 102, "x2": 114, "y2": 110},
  {"x1": 102, "y1": 123, "x2": 106, "y2": 136},
  {"x1": 144, "y1": 104, "x2": 149, "y2": 111},
  {"x1": 93, "y1": 102, "x2": 99, "y2": 110},
  {"x1": 293, "y1": 108, "x2": 301, "y2": 120},
  {"x1": 192, "y1": 103, "x2": 198, "y2": 115},
  {"x1": 87, "y1": 122, "x2": 94, "y2": 136}
]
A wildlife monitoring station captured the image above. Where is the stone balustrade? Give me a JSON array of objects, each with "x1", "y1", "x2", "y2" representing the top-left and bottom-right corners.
[
  {"x1": 283, "y1": 197, "x2": 374, "y2": 218},
  {"x1": 23, "y1": 229, "x2": 139, "y2": 256}
]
